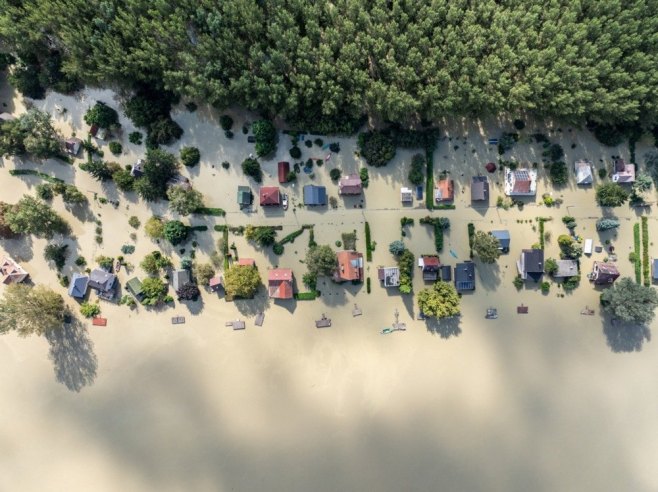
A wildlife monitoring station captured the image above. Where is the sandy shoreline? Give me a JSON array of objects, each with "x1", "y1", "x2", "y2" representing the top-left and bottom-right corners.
[{"x1": 2, "y1": 80, "x2": 658, "y2": 491}]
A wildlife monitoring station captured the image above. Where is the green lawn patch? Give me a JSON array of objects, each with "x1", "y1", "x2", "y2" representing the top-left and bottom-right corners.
[
  {"x1": 642, "y1": 216, "x2": 650, "y2": 286},
  {"x1": 294, "y1": 291, "x2": 318, "y2": 301}
]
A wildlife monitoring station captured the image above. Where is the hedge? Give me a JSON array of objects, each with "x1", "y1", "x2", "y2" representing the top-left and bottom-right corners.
[
  {"x1": 365, "y1": 222, "x2": 373, "y2": 261},
  {"x1": 295, "y1": 291, "x2": 317, "y2": 300},
  {"x1": 434, "y1": 204, "x2": 456, "y2": 210},
  {"x1": 195, "y1": 207, "x2": 226, "y2": 216},
  {"x1": 366, "y1": 277, "x2": 371, "y2": 294},
  {"x1": 420, "y1": 216, "x2": 449, "y2": 253},
  {"x1": 642, "y1": 217, "x2": 650, "y2": 286},
  {"x1": 633, "y1": 222, "x2": 641, "y2": 284},
  {"x1": 273, "y1": 225, "x2": 312, "y2": 255},
  {"x1": 467, "y1": 223, "x2": 475, "y2": 257},
  {"x1": 425, "y1": 149, "x2": 434, "y2": 210},
  {"x1": 9, "y1": 169, "x2": 64, "y2": 183}
]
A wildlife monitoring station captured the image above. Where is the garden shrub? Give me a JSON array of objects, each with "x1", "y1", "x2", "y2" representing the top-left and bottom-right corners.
[
  {"x1": 329, "y1": 168, "x2": 342, "y2": 180},
  {"x1": 129, "y1": 131, "x2": 143, "y2": 145},
  {"x1": 252, "y1": 119, "x2": 278, "y2": 156},
  {"x1": 408, "y1": 153, "x2": 425, "y2": 185},
  {"x1": 241, "y1": 158, "x2": 262, "y2": 182},
  {"x1": 358, "y1": 131, "x2": 395, "y2": 167},
  {"x1": 109, "y1": 141, "x2": 122, "y2": 155},
  {"x1": 180, "y1": 146, "x2": 200, "y2": 167},
  {"x1": 290, "y1": 146, "x2": 302, "y2": 159},
  {"x1": 219, "y1": 114, "x2": 233, "y2": 131}
]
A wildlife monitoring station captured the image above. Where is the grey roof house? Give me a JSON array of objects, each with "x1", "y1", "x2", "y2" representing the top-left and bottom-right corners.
[
  {"x1": 471, "y1": 175, "x2": 489, "y2": 202},
  {"x1": 68, "y1": 273, "x2": 89, "y2": 299},
  {"x1": 517, "y1": 249, "x2": 544, "y2": 281},
  {"x1": 454, "y1": 262, "x2": 475, "y2": 291},
  {"x1": 554, "y1": 260, "x2": 578, "y2": 278},
  {"x1": 490, "y1": 230, "x2": 510, "y2": 252},
  {"x1": 172, "y1": 269, "x2": 191, "y2": 292},
  {"x1": 237, "y1": 186, "x2": 253, "y2": 208},
  {"x1": 303, "y1": 185, "x2": 327, "y2": 206},
  {"x1": 88, "y1": 269, "x2": 118, "y2": 300}
]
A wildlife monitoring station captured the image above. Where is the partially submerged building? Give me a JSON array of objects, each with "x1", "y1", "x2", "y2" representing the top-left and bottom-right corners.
[
  {"x1": 0, "y1": 257, "x2": 29, "y2": 284},
  {"x1": 338, "y1": 174, "x2": 362, "y2": 195},
  {"x1": 434, "y1": 179, "x2": 454, "y2": 202},
  {"x1": 268, "y1": 268, "x2": 293, "y2": 299},
  {"x1": 517, "y1": 249, "x2": 544, "y2": 281},
  {"x1": 490, "y1": 230, "x2": 511, "y2": 253},
  {"x1": 68, "y1": 273, "x2": 89, "y2": 299},
  {"x1": 303, "y1": 185, "x2": 327, "y2": 206},
  {"x1": 590, "y1": 261, "x2": 620, "y2": 285},
  {"x1": 505, "y1": 168, "x2": 537, "y2": 196},
  {"x1": 471, "y1": 175, "x2": 489, "y2": 202},
  {"x1": 377, "y1": 266, "x2": 400, "y2": 288},
  {"x1": 259, "y1": 186, "x2": 281, "y2": 207},
  {"x1": 553, "y1": 260, "x2": 578, "y2": 278},
  {"x1": 334, "y1": 250, "x2": 364, "y2": 282},
  {"x1": 612, "y1": 158, "x2": 635, "y2": 183},
  {"x1": 237, "y1": 186, "x2": 253, "y2": 209},
  {"x1": 419, "y1": 255, "x2": 441, "y2": 281},
  {"x1": 88, "y1": 269, "x2": 118, "y2": 300},
  {"x1": 454, "y1": 261, "x2": 475, "y2": 292},
  {"x1": 575, "y1": 160, "x2": 593, "y2": 185}
]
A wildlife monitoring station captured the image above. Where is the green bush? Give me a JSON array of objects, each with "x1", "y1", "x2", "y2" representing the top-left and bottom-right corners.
[
  {"x1": 314, "y1": 138, "x2": 324, "y2": 147},
  {"x1": 80, "y1": 302, "x2": 101, "y2": 318},
  {"x1": 109, "y1": 141, "x2": 122, "y2": 155},
  {"x1": 128, "y1": 216, "x2": 140, "y2": 228},
  {"x1": 329, "y1": 168, "x2": 342, "y2": 180},
  {"x1": 513, "y1": 275, "x2": 524, "y2": 289},
  {"x1": 305, "y1": 140, "x2": 313, "y2": 148},
  {"x1": 129, "y1": 131, "x2": 143, "y2": 145},
  {"x1": 84, "y1": 101, "x2": 119, "y2": 129},
  {"x1": 543, "y1": 143, "x2": 564, "y2": 162},
  {"x1": 219, "y1": 114, "x2": 233, "y2": 131},
  {"x1": 36, "y1": 183, "x2": 54, "y2": 200},
  {"x1": 329, "y1": 142, "x2": 340, "y2": 153},
  {"x1": 593, "y1": 124, "x2": 626, "y2": 147},
  {"x1": 540, "y1": 281, "x2": 550, "y2": 294},
  {"x1": 596, "y1": 183, "x2": 629, "y2": 207},
  {"x1": 642, "y1": 217, "x2": 650, "y2": 286},
  {"x1": 295, "y1": 291, "x2": 317, "y2": 300},
  {"x1": 180, "y1": 146, "x2": 200, "y2": 167},
  {"x1": 163, "y1": 220, "x2": 188, "y2": 245},
  {"x1": 366, "y1": 277, "x2": 371, "y2": 294},
  {"x1": 548, "y1": 161, "x2": 568, "y2": 185},
  {"x1": 563, "y1": 275, "x2": 580, "y2": 291},
  {"x1": 273, "y1": 243, "x2": 284, "y2": 255},
  {"x1": 359, "y1": 167, "x2": 369, "y2": 187},
  {"x1": 289, "y1": 145, "x2": 301, "y2": 159},
  {"x1": 241, "y1": 158, "x2": 262, "y2": 182},
  {"x1": 513, "y1": 119, "x2": 525, "y2": 130}
]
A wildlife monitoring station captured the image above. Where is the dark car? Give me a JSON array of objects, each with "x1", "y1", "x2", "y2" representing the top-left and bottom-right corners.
[{"x1": 247, "y1": 135, "x2": 256, "y2": 143}]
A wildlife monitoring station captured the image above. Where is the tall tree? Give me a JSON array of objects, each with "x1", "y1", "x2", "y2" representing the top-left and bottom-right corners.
[
  {"x1": 601, "y1": 278, "x2": 658, "y2": 325},
  {"x1": 0, "y1": 284, "x2": 66, "y2": 337},
  {"x1": 417, "y1": 281, "x2": 461, "y2": 318}
]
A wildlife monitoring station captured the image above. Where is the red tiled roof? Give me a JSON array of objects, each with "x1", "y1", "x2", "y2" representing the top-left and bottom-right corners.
[
  {"x1": 335, "y1": 251, "x2": 363, "y2": 282},
  {"x1": 512, "y1": 179, "x2": 531, "y2": 193},
  {"x1": 259, "y1": 186, "x2": 280, "y2": 206},
  {"x1": 278, "y1": 161, "x2": 290, "y2": 183},
  {"x1": 268, "y1": 268, "x2": 293, "y2": 299},
  {"x1": 238, "y1": 258, "x2": 256, "y2": 267},
  {"x1": 435, "y1": 179, "x2": 454, "y2": 201},
  {"x1": 422, "y1": 255, "x2": 440, "y2": 267}
]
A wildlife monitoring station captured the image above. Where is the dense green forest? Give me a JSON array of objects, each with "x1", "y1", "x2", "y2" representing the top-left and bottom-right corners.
[{"x1": 1, "y1": 0, "x2": 658, "y2": 133}]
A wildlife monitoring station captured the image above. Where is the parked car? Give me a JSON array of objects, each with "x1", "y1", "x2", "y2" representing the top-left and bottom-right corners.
[{"x1": 282, "y1": 193, "x2": 288, "y2": 210}]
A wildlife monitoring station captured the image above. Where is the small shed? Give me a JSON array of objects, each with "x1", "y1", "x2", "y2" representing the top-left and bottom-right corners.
[
  {"x1": 377, "y1": 266, "x2": 400, "y2": 287},
  {"x1": 400, "y1": 187, "x2": 413, "y2": 203},
  {"x1": 278, "y1": 161, "x2": 290, "y2": 183},
  {"x1": 209, "y1": 275, "x2": 224, "y2": 292},
  {"x1": 64, "y1": 138, "x2": 82, "y2": 156},
  {"x1": 126, "y1": 277, "x2": 144, "y2": 300},
  {"x1": 237, "y1": 186, "x2": 253, "y2": 208},
  {"x1": 440, "y1": 265, "x2": 452, "y2": 282},
  {"x1": 490, "y1": 230, "x2": 511, "y2": 252}
]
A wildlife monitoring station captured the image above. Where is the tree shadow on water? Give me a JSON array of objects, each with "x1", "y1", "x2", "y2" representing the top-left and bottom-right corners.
[
  {"x1": 45, "y1": 319, "x2": 98, "y2": 392},
  {"x1": 602, "y1": 317, "x2": 651, "y2": 353},
  {"x1": 426, "y1": 316, "x2": 462, "y2": 339}
]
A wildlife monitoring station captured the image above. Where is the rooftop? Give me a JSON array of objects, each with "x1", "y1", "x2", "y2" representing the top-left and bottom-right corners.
[
  {"x1": 378, "y1": 266, "x2": 400, "y2": 287},
  {"x1": 434, "y1": 179, "x2": 454, "y2": 202},
  {"x1": 335, "y1": 250, "x2": 364, "y2": 282},
  {"x1": 259, "y1": 186, "x2": 280, "y2": 206},
  {"x1": 338, "y1": 174, "x2": 362, "y2": 195},
  {"x1": 471, "y1": 176, "x2": 489, "y2": 201},
  {"x1": 454, "y1": 262, "x2": 475, "y2": 291}
]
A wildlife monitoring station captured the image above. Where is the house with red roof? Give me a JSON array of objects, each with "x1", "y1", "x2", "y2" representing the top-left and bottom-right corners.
[
  {"x1": 0, "y1": 257, "x2": 29, "y2": 284},
  {"x1": 237, "y1": 258, "x2": 256, "y2": 267},
  {"x1": 259, "y1": 186, "x2": 281, "y2": 206},
  {"x1": 268, "y1": 268, "x2": 293, "y2": 299},
  {"x1": 505, "y1": 168, "x2": 537, "y2": 196},
  {"x1": 278, "y1": 161, "x2": 290, "y2": 183},
  {"x1": 419, "y1": 255, "x2": 441, "y2": 281},
  {"x1": 338, "y1": 174, "x2": 362, "y2": 195},
  {"x1": 334, "y1": 250, "x2": 364, "y2": 282},
  {"x1": 434, "y1": 179, "x2": 454, "y2": 202}
]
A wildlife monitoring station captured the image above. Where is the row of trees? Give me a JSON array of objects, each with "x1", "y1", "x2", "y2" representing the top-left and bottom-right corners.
[{"x1": 3, "y1": 1, "x2": 658, "y2": 130}]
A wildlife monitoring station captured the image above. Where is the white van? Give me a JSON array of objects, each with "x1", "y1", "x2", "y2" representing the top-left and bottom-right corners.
[{"x1": 584, "y1": 239, "x2": 593, "y2": 255}]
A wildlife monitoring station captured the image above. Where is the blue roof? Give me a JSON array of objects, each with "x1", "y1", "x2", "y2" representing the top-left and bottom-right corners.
[
  {"x1": 303, "y1": 185, "x2": 327, "y2": 206},
  {"x1": 491, "y1": 230, "x2": 510, "y2": 248},
  {"x1": 454, "y1": 262, "x2": 475, "y2": 291},
  {"x1": 68, "y1": 273, "x2": 89, "y2": 298}
]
